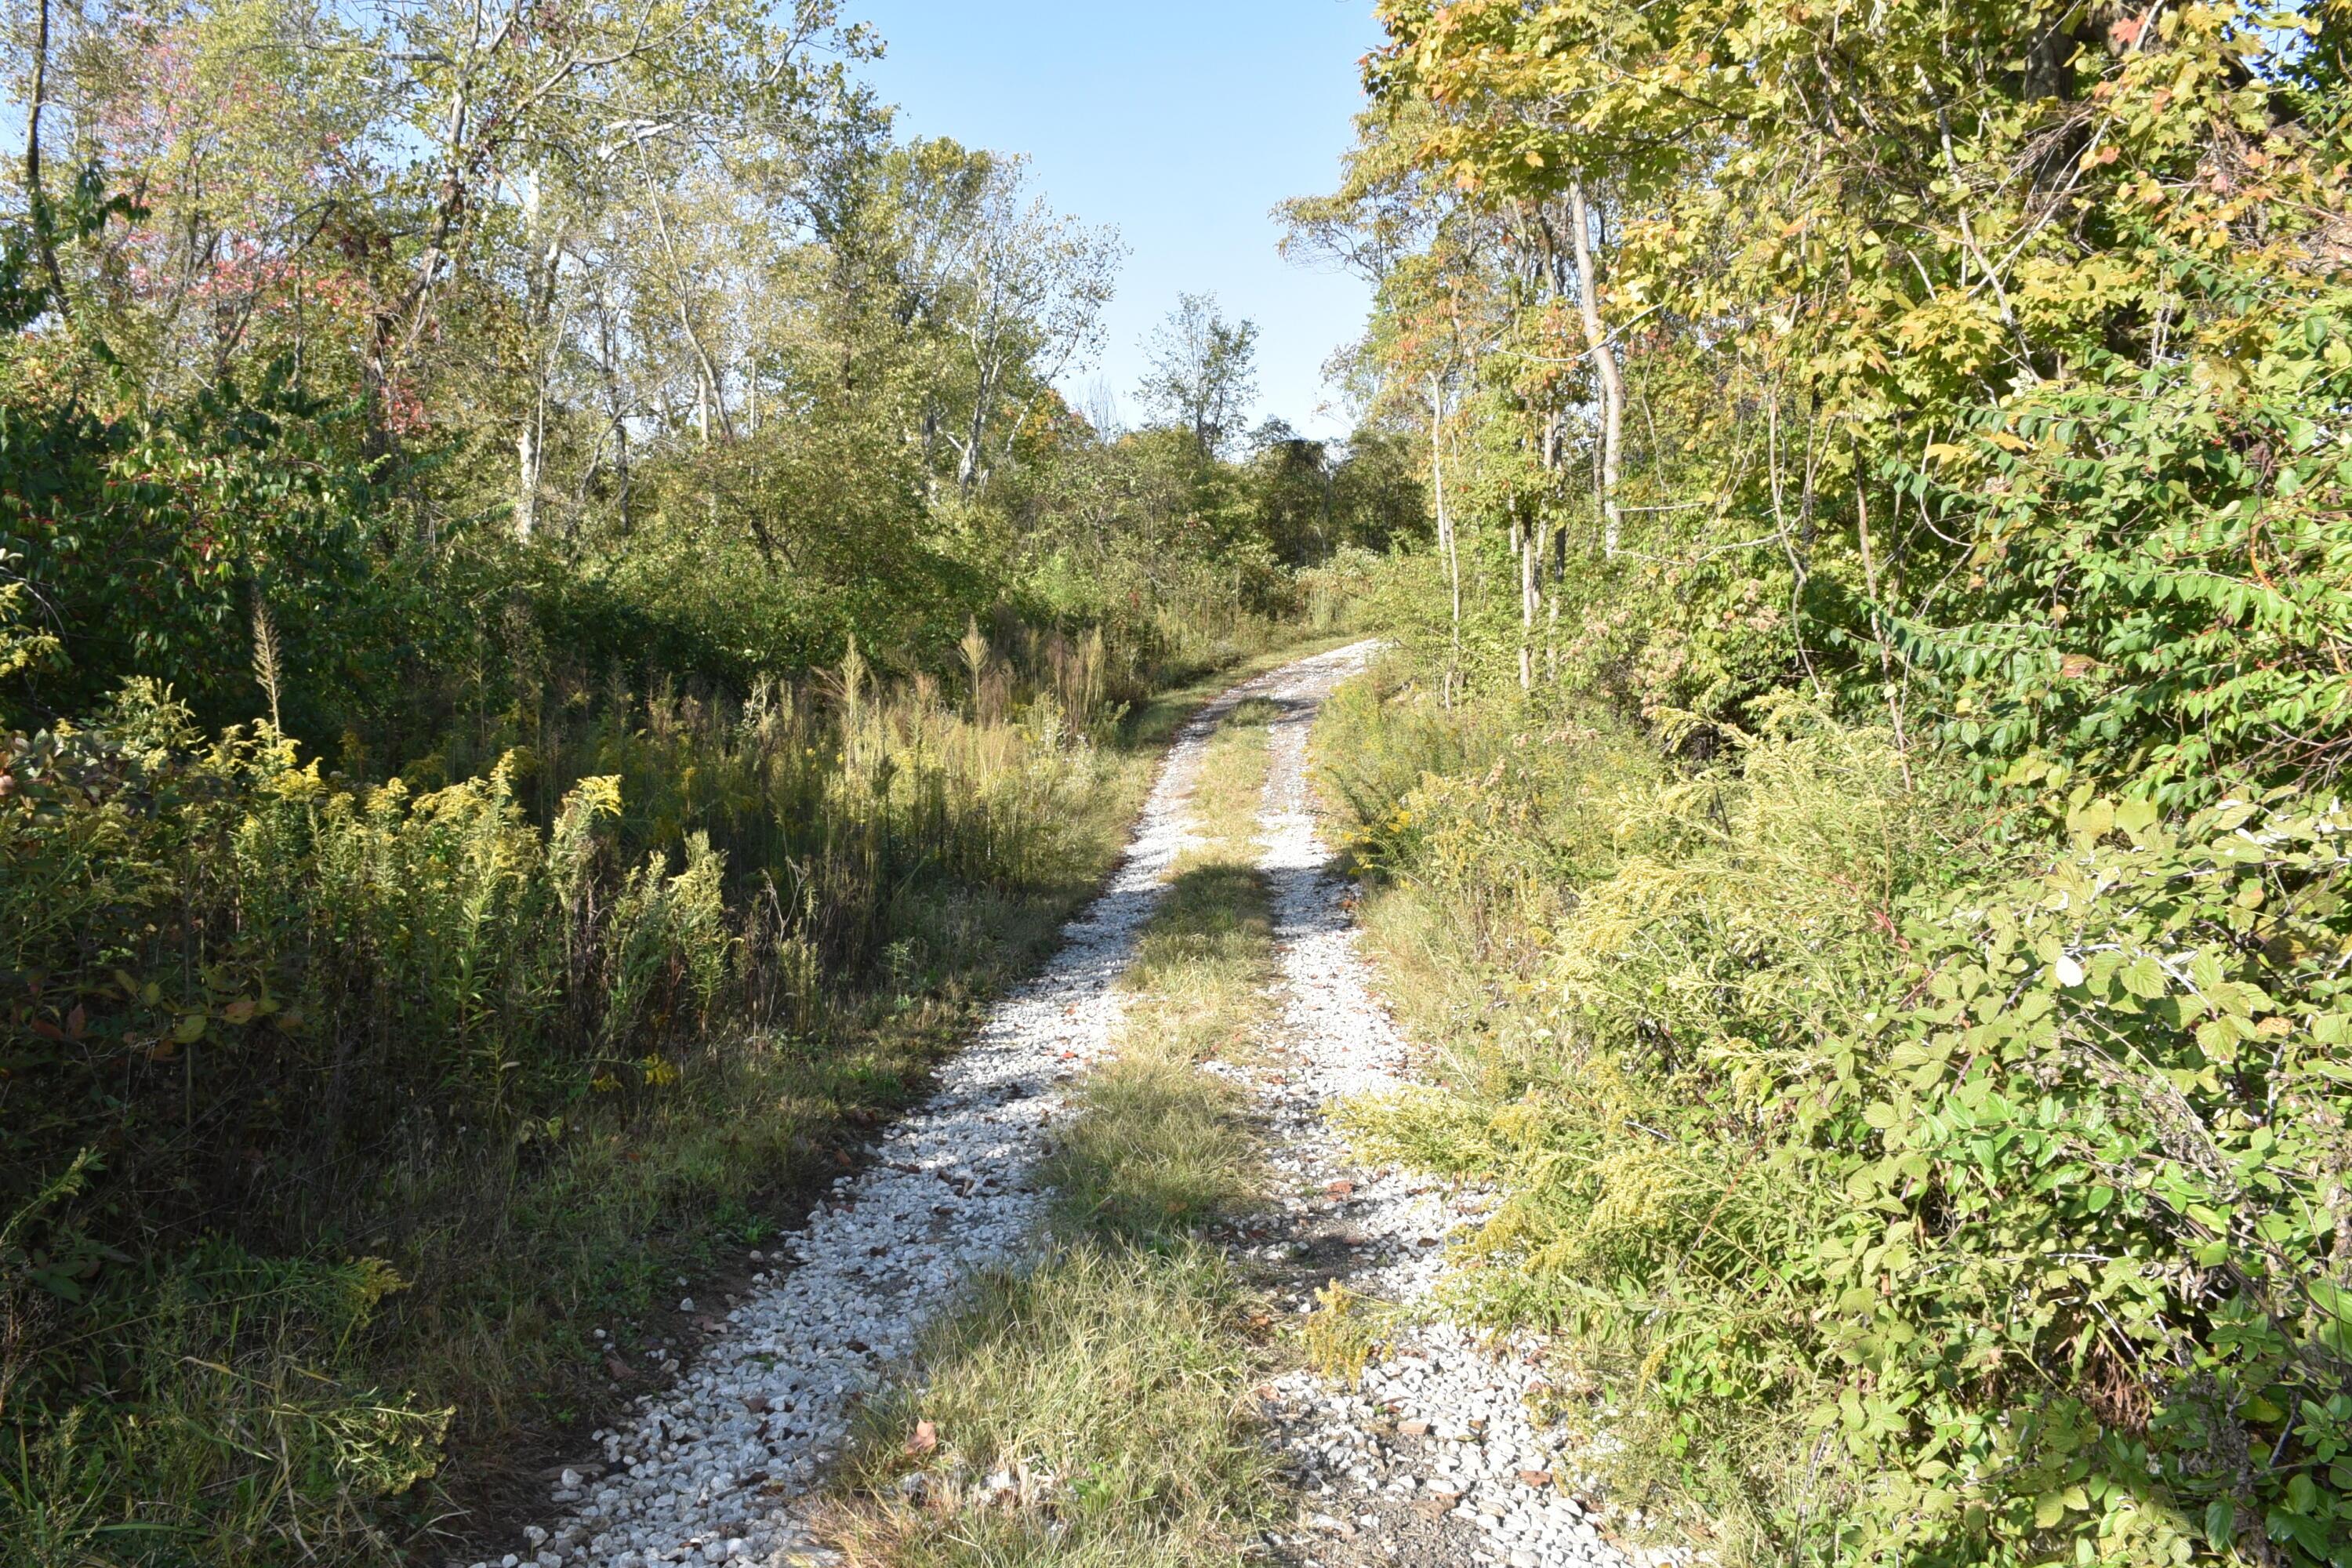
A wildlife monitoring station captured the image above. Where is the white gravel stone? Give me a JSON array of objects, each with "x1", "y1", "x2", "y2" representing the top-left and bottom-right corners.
[{"x1": 1235, "y1": 660, "x2": 1652, "y2": 1568}]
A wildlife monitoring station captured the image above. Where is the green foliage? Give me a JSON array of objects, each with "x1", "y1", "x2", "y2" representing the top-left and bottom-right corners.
[
  {"x1": 1136, "y1": 293, "x2": 1261, "y2": 458},
  {"x1": 1820, "y1": 790, "x2": 2352, "y2": 1564},
  {"x1": 1899, "y1": 294, "x2": 2352, "y2": 802},
  {"x1": 0, "y1": 159, "x2": 143, "y2": 338},
  {"x1": 1306, "y1": 0, "x2": 2352, "y2": 783},
  {"x1": 0, "y1": 647, "x2": 1196, "y2": 1563},
  {"x1": 0, "y1": 2, "x2": 1385, "y2": 1560},
  {"x1": 0, "y1": 364, "x2": 434, "y2": 737},
  {"x1": 1, "y1": 1243, "x2": 448, "y2": 1567},
  {"x1": 1326, "y1": 663, "x2": 2352, "y2": 1565},
  {"x1": 1306, "y1": 0, "x2": 2352, "y2": 1558}
]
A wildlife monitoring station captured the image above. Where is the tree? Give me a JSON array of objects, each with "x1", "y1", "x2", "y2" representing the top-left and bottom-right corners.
[
  {"x1": 1327, "y1": 425, "x2": 1426, "y2": 554},
  {"x1": 1134, "y1": 291, "x2": 1258, "y2": 457},
  {"x1": 1354, "y1": 0, "x2": 2352, "y2": 768},
  {"x1": 927, "y1": 149, "x2": 1121, "y2": 499}
]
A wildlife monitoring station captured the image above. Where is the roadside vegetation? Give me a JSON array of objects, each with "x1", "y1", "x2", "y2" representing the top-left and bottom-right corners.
[
  {"x1": 1295, "y1": 1, "x2": 2352, "y2": 1564},
  {"x1": 0, "y1": 2, "x2": 1412, "y2": 1561},
  {"x1": 827, "y1": 702, "x2": 1284, "y2": 1568}
]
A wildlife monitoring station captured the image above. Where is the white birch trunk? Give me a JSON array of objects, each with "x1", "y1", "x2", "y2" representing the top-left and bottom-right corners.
[{"x1": 1569, "y1": 181, "x2": 1625, "y2": 559}]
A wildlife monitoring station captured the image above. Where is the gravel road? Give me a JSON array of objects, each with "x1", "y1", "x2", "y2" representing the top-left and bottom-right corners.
[
  {"x1": 469, "y1": 641, "x2": 1675, "y2": 1568},
  {"x1": 466, "y1": 644, "x2": 1373, "y2": 1568}
]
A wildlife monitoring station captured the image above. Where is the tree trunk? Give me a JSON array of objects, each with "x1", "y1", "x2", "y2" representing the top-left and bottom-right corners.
[
  {"x1": 956, "y1": 361, "x2": 993, "y2": 498},
  {"x1": 1853, "y1": 468, "x2": 1914, "y2": 788},
  {"x1": 516, "y1": 420, "x2": 540, "y2": 539},
  {"x1": 1519, "y1": 514, "x2": 1541, "y2": 692},
  {"x1": 24, "y1": 0, "x2": 71, "y2": 320},
  {"x1": 593, "y1": 279, "x2": 633, "y2": 534},
  {"x1": 651, "y1": 201, "x2": 730, "y2": 447},
  {"x1": 1430, "y1": 373, "x2": 1461, "y2": 706},
  {"x1": 1569, "y1": 181, "x2": 1624, "y2": 558},
  {"x1": 514, "y1": 198, "x2": 564, "y2": 541}
]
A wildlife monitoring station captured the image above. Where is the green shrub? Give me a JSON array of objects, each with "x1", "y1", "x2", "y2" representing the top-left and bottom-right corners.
[
  {"x1": 0, "y1": 368, "x2": 440, "y2": 741},
  {"x1": 1896, "y1": 298, "x2": 2352, "y2": 808},
  {"x1": 1330, "y1": 672, "x2": 2352, "y2": 1566}
]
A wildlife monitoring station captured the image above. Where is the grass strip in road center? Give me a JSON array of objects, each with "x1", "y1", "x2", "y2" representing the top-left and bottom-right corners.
[{"x1": 821, "y1": 702, "x2": 1286, "y2": 1567}]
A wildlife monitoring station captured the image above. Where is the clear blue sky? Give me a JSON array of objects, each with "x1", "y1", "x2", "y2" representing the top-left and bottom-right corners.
[{"x1": 849, "y1": 2, "x2": 1383, "y2": 440}]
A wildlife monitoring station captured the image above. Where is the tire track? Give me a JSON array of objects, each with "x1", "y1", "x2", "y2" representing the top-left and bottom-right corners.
[{"x1": 1223, "y1": 661, "x2": 1664, "y2": 1568}]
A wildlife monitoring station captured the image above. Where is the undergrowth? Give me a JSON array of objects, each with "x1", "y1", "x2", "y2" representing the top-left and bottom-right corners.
[{"x1": 1319, "y1": 652, "x2": 2352, "y2": 1567}]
